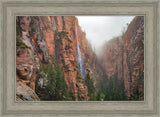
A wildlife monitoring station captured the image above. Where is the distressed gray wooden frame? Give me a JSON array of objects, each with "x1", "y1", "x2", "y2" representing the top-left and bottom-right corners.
[{"x1": 0, "y1": 0, "x2": 159, "y2": 117}]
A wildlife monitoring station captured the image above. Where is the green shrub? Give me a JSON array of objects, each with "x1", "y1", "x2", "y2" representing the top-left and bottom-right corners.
[
  {"x1": 16, "y1": 21, "x2": 21, "y2": 36},
  {"x1": 30, "y1": 16, "x2": 39, "y2": 23},
  {"x1": 16, "y1": 37, "x2": 30, "y2": 49},
  {"x1": 65, "y1": 45, "x2": 71, "y2": 50},
  {"x1": 65, "y1": 37, "x2": 72, "y2": 43},
  {"x1": 76, "y1": 70, "x2": 82, "y2": 82},
  {"x1": 30, "y1": 16, "x2": 38, "y2": 33},
  {"x1": 56, "y1": 30, "x2": 69, "y2": 36},
  {"x1": 31, "y1": 27, "x2": 37, "y2": 32}
]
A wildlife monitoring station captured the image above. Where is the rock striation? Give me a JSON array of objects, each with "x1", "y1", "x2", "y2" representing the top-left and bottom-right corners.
[
  {"x1": 16, "y1": 16, "x2": 144, "y2": 100},
  {"x1": 99, "y1": 16, "x2": 144, "y2": 98},
  {"x1": 16, "y1": 16, "x2": 96, "y2": 100}
]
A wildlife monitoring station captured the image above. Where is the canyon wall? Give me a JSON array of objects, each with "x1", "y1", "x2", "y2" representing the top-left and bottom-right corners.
[
  {"x1": 16, "y1": 16, "x2": 144, "y2": 101},
  {"x1": 16, "y1": 16, "x2": 99, "y2": 100},
  {"x1": 99, "y1": 16, "x2": 144, "y2": 98}
]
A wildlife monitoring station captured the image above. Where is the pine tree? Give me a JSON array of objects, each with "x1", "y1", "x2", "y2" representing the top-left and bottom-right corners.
[
  {"x1": 45, "y1": 69, "x2": 56, "y2": 100},
  {"x1": 129, "y1": 69, "x2": 144, "y2": 100},
  {"x1": 85, "y1": 69, "x2": 96, "y2": 100},
  {"x1": 96, "y1": 92, "x2": 105, "y2": 101},
  {"x1": 36, "y1": 61, "x2": 71, "y2": 101},
  {"x1": 98, "y1": 72, "x2": 127, "y2": 101},
  {"x1": 55, "y1": 64, "x2": 70, "y2": 100}
]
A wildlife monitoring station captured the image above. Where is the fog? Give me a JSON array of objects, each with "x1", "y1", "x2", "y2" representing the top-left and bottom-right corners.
[{"x1": 76, "y1": 16, "x2": 135, "y2": 54}]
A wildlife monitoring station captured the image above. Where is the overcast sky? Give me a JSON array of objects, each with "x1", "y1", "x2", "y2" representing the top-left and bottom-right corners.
[{"x1": 76, "y1": 16, "x2": 135, "y2": 54}]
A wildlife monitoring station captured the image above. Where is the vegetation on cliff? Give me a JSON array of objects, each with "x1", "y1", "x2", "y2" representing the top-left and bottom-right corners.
[
  {"x1": 97, "y1": 73, "x2": 127, "y2": 101},
  {"x1": 98, "y1": 16, "x2": 144, "y2": 100},
  {"x1": 36, "y1": 59, "x2": 74, "y2": 101},
  {"x1": 16, "y1": 19, "x2": 29, "y2": 49},
  {"x1": 16, "y1": 37, "x2": 29, "y2": 49},
  {"x1": 85, "y1": 69, "x2": 96, "y2": 100},
  {"x1": 16, "y1": 16, "x2": 144, "y2": 101},
  {"x1": 129, "y1": 69, "x2": 144, "y2": 100}
]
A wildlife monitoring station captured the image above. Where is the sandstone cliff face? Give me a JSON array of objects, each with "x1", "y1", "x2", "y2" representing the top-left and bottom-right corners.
[
  {"x1": 16, "y1": 48, "x2": 39, "y2": 91},
  {"x1": 99, "y1": 16, "x2": 144, "y2": 98},
  {"x1": 16, "y1": 16, "x2": 93, "y2": 100},
  {"x1": 16, "y1": 81, "x2": 40, "y2": 101},
  {"x1": 16, "y1": 16, "x2": 144, "y2": 101},
  {"x1": 75, "y1": 19, "x2": 105, "y2": 91}
]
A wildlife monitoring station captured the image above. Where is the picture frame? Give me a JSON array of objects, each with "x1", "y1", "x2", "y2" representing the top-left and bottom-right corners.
[{"x1": 0, "y1": 0, "x2": 159, "y2": 117}]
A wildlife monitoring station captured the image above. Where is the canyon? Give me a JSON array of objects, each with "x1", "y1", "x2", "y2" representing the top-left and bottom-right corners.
[
  {"x1": 99, "y1": 16, "x2": 144, "y2": 98},
  {"x1": 16, "y1": 16, "x2": 144, "y2": 101}
]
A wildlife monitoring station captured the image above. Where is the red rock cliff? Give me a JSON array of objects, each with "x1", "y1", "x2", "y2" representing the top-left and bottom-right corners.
[
  {"x1": 16, "y1": 16, "x2": 143, "y2": 101},
  {"x1": 16, "y1": 16, "x2": 94, "y2": 100},
  {"x1": 99, "y1": 16, "x2": 144, "y2": 98}
]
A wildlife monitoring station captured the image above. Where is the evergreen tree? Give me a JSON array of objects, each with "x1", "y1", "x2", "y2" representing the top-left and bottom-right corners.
[
  {"x1": 96, "y1": 92, "x2": 105, "y2": 101},
  {"x1": 55, "y1": 64, "x2": 69, "y2": 100},
  {"x1": 36, "y1": 63, "x2": 56, "y2": 101},
  {"x1": 129, "y1": 69, "x2": 144, "y2": 100},
  {"x1": 36, "y1": 61, "x2": 71, "y2": 101},
  {"x1": 97, "y1": 72, "x2": 127, "y2": 101},
  {"x1": 85, "y1": 69, "x2": 96, "y2": 100},
  {"x1": 45, "y1": 69, "x2": 56, "y2": 100}
]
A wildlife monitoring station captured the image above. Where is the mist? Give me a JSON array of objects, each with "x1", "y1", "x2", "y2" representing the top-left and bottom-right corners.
[{"x1": 76, "y1": 16, "x2": 135, "y2": 54}]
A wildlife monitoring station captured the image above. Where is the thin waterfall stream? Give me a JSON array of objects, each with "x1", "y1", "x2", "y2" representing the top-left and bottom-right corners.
[{"x1": 75, "y1": 19, "x2": 86, "y2": 78}]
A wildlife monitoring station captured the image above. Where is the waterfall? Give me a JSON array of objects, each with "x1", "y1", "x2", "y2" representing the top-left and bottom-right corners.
[{"x1": 75, "y1": 19, "x2": 86, "y2": 78}]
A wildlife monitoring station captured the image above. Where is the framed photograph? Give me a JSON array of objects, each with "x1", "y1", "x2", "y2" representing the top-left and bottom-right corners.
[
  {"x1": 0, "y1": 0, "x2": 159, "y2": 117},
  {"x1": 16, "y1": 15, "x2": 144, "y2": 102}
]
